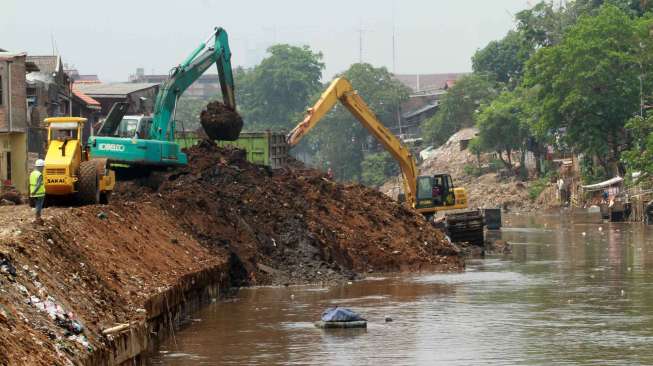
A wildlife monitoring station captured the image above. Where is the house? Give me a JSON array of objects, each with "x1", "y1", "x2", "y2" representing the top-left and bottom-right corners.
[
  {"x1": 391, "y1": 73, "x2": 467, "y2": 139},
  {"x1": 0, "y1": 50, "x2": 39, "y2": 194},
  {"x1": 394, "y1": 73, "x2": 468, "y2": 94},
  {"x1": 26, "y1": 55, "x2": 74, "y2": 159},
  {"x1": 74, "y1": 82, "x2": 160, "y2": 117},
  {"x1": 129, "y1": 68, "x2": 217, "y2": 98},
  {"x1": 65, "y1": 66, "x2": 100, "y2": 83}
]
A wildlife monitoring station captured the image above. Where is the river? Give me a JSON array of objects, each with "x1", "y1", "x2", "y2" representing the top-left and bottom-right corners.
[{"x1": 147, "y1": 212, "x2": 653, "y2": 365}]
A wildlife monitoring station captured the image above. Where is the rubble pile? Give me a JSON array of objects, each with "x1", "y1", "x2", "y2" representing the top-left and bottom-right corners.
[
  {"x1": 155, "y1": 140, "x2": 462, "y2": 285},
  {"x1": 381, "y1": 128, "x2": 545, "y2": 212}
]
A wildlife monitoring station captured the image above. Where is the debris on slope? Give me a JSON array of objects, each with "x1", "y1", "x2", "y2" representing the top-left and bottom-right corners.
[
  {"x1": 381, "y1": 128, "x2": 545, "y2": 212},
  {"x1": 154, "y1": 140, "x2": 462, "y2": 285},
  {"x1": 1, "y1": 139, "x2": 463, "y2": 364}
]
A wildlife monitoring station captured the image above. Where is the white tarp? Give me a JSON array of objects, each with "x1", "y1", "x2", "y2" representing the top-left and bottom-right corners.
[{"x1": 581, "y1": 176, "x2": 623, "y2": 191}]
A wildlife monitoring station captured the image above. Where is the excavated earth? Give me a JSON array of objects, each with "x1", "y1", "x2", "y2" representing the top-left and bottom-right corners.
[
  {"x1": 0, "y1": 141, "x2": 462, "y2": 365},
  {"x1": 199, "y1": 101, "x2": 243, "y2": 141}
]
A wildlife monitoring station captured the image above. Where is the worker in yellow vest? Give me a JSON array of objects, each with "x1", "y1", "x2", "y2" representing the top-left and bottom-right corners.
[{"x1": 29, "y1": 159, "x2": 46, "y2": 225}]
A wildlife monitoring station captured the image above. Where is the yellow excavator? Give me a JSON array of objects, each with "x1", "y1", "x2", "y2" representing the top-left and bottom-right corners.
[{"x1": 287, "y1": 77, "x2": 484, "y2": 245}]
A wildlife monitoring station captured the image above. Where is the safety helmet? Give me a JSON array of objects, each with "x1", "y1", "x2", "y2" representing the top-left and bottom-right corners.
[{"x1": 35, "y1": 159, "x2": 45, "y2": 167}]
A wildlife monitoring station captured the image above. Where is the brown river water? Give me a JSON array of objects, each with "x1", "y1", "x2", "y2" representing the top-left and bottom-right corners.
[{"x1": 147, "y1": 212, "x2": 653, "y2": 365}]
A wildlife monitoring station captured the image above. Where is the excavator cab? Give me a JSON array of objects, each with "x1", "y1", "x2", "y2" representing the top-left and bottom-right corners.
[{"x1": 415, "y1": 174, "x2": 462, "y2": 210}]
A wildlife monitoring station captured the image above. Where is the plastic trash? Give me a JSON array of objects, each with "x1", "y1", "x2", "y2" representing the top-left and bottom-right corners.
[
  {"x1": 321, "y1": 307, "x2": 365, "y2": 322},
  {"x1": 0, "y1": 258, "x2": 16, "y2": 277}
]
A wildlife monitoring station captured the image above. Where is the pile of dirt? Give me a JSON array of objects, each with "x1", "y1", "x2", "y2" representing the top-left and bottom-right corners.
[
  {"x1": 199, "y1": 101, "x2": 243, "y2": 141},
  {"x1": 381, "y1": 128, "x2": 547, "y2": 212},
  {"x1": 0, "y1": 204, "x2": 226, "y2": 365},
  {"x1": 151, "y1": 140, "x2": 462, "y2": 285},
  {"x1": 1, "y1": 140, "x2": 462, "y2": 364},
  {"x1": 0, "y1": 189, "x2": 24, "y2": 205}
]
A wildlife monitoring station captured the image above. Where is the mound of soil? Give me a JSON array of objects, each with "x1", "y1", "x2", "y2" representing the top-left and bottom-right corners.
[
  {"x1": 150, "y1": 140, "x2": 462, "y2": 285},
  {"x1": 200, "y1": 101, "x2": 243, "y2": 141},
  {"x1": 0, "y1": 140, "x2": 462, "y2": 365}
]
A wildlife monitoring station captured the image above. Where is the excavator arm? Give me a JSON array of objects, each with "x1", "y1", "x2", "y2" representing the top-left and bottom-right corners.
[
  {"x1": 287, "y1": 77, "x2": 419, "y2": 206},
  {"x1": 150, "y1": 27, "x2": 236, "y2": 141}
]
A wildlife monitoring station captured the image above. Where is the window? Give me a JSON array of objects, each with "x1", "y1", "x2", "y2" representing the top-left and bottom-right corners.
[{"x1": 417, "y1": 177, "x2": 433, "y2": 200}]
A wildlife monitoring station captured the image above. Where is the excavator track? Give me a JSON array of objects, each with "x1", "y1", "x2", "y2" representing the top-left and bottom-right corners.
[{"x1": 444, "y1": 210, "x2": 485, "y2": 246}]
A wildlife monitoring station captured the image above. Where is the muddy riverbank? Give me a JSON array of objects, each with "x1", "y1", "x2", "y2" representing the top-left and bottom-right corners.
[
  {"x1": 0, "y1": 143, "x2": 462, "y2": 365},
  {"x1": 148, "y1": 212, "x2": 653, "y2": 365}
]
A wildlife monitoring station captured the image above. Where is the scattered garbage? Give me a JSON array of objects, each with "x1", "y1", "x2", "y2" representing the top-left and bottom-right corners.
[
  {"x1": 29, "y1": 295, "x2": 85, "y2": 335},
  {"x1": 315, "y1": 307, "x2": 367, "y2": 329},
  {"x1": 96, "y1": 212, "x2": 108, "y2": 220},
  {"x1": 385, "y1": 316, "x2": 393, "y2": 322},
  {"x1": 0, "y1": 256, "x2": 17, "y2": 278}
]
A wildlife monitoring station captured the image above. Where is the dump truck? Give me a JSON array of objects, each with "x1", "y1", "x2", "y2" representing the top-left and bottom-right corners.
[
  {"x1": 287, "y1": 77, "x2": 485, "y2": 245},
  {"x1": 43, "y1": 117, "x2": 115, "y2": 204},
  {"x1": 176, "y1": 131, "x2": 289, "y2": 169}
]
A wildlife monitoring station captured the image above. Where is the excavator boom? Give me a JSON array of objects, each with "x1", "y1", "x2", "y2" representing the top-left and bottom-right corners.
[
  {"x1": 151, "y1": 27, "x2": 236, "y2": 141},
  {"x1": 287, "y1": 77, "x2": 419, "y2": 206},
  {"x1": 89, "y1": 26, "x2": 237, "y2": 167}
]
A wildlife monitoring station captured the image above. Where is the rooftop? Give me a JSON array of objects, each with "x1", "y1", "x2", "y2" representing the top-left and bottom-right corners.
[
  {"x1": 402, "y1": 102, "x2": 439, "y2": 119},
  {"x1": 72, "y1": 87, "x2": 101, "y2": 109},
  {"x1": 394, "y1": 73, "x2": 468, "y2": 92},
  {"x1": 27, "y1": 55, "x2": 61, "y2": 74},
  {"x1": 74, "y1": 82, "x2": 159, "y2": 97}
]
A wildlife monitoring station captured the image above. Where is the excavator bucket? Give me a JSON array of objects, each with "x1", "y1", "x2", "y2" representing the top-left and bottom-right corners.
[{"x1": 200, "y1": 101, "x2": 243, "y2": 141}]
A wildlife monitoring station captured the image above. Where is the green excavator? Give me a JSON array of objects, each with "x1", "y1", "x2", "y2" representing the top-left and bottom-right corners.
[{"x1": 89, "y1": 27, "x2": 241, "y2": 167}]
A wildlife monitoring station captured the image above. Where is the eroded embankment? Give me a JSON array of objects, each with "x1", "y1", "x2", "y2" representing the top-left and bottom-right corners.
[{"x1": 0, "y1": 141, "x2": 462, "y2": 365}]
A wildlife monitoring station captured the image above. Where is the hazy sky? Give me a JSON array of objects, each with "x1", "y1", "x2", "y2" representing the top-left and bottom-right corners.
[{"x1": 2, "y1": 0, "x2": 532, "y2": 82}]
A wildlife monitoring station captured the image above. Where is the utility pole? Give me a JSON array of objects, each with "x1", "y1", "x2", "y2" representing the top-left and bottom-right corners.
[
  {"x1": 392, "y1": 0, "x2": 397, "y2": 74},
  {"x1": 358, "y1": 21, "x2": 364, "y2": 63}
]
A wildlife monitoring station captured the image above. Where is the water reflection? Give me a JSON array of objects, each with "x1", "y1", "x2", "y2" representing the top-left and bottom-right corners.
[{"x1": 148, "y1": 212, "x2": 653, "y2": 365}]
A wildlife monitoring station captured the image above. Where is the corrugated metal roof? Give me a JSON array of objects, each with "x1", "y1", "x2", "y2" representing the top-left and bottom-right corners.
[
  {"x1": 402, "y1": 102, "x2": 439, "y2": 119},
  {"x1": 0, "y1": 51, "x2": 27, "y2": 59},
  {"x1": 75, "y1": 82, "x2": 158, "y2": 97}
]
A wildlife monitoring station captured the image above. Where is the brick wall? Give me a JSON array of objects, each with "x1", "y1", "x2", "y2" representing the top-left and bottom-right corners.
[{"x1": 0, "y1": 55, "x2": 27, "y2": 132}]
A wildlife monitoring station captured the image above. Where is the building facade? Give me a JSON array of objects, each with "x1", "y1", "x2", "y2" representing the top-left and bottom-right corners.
[{"x1": 0, "y1": 51, "x2": 30, "y2": 193}]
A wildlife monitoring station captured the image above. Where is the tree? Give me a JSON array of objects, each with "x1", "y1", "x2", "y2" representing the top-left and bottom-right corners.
[
  {"x1": 523, "y1": 5, "x2": 643, "y2": 177},
  {"x1": 236, "y1": 45, "x2": 324, "y2": 130},
  {"x1": 468, "y1": 137, "x2": 483, "y2": 169},
  {"x1": 361, "y1": 152, "x2": 400, "y2": 187},
  {"x1": 175, "y1": 96, "x2": 213, "y2": 133},
  {"x1": 622, "y1": 114, "x2": 653, "y2": 176},
  {"x1": 306, "y1": 63, "x2": 411, "y2": 182},
  {"x1": 472, "y1": 31, "x2": 533, "y2": 85},
  {"x1": 421, "y1": 73, "x2": 498, "y2": 146},
  {"x1": 475, "y1": 91, "x2": 530, "y2": 172}
]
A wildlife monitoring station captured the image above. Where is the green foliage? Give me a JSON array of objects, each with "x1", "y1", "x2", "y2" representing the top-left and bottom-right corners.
[
  {"x1": 475, "y1": 90, "x2": 530, "y2": 169},
  {"x1": 463, "y1": 164, "x2": 483, "y2": 177},
  {"x1": 236, "y1": 45, "x2": 324, "y2": 130},
  {"x1": 468, "y1": 137, "x2": 483, "y2": 168},
  {"x1": 622, "y1": 114, "x2": 653, "y2": 175},
  {"x1": 421, "y1": 74, "x2": 498, "y2": 146},
  {"x1": 175, "y1": 96, "x2": 213, "y2": 132},
  {"x1": 361, "y1": 152, "x2": 400, "y2": 187},
  {"x1": 307, "y1": 63, "x2": 411, "y2": 182},
  {"x1": 528, "y1": 177, "x2": 550, "y2": 201},
  {"x1": 472, "y1": 31, "x2": 533, "y2": 85},
  {"x1": 523, "y1": 5, "x2": 644, "y2": 177}
]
